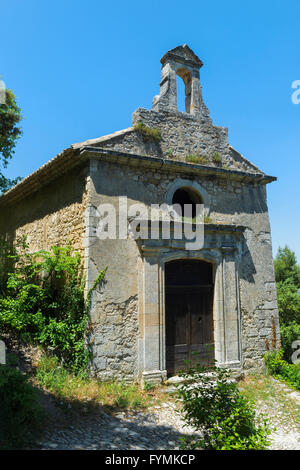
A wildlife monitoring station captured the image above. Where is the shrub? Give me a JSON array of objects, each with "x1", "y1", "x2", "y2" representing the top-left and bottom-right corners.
[
  {"x1": 265, "y1": 349, "x2": 300, "y2": 390},
  {"x1": 0, "y1": 237, "x2": 15, "y2": 296},
  {"x1": 176, "y1": 364, "x2": 271, "y2": 450},
  {"x1": 0, "y1": 364, "x2": 42, "y2": 449},
  {"x1": 134, "y1": 121, "x2": 162, "y2": 142},
  {"x1": 0, "y1": 240, "x2": 106, "y2": 372},
  {"x1": 280, "y1": 322, "x2": 300, "y2": 363}
]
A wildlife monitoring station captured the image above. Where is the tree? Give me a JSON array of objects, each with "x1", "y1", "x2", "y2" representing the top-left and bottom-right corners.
[
  {"x1": 274, "y1": 245, "x2": 300, "y2": 287},
  {"x1": 276, "y1": 279, "x2": 300, "y2": 325},
  {"x1": 0, "y1": 89, "x2": 22, "y2": 193},
  {"x1": 274, "y1": 246, "x2": 300, "y2": 363}
]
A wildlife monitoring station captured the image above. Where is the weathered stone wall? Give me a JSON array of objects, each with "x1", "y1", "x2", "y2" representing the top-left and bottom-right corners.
[
  {"x1": 84, "y1": 160, "x2": 142, "y2": 380},
  {"x1": 85, "y1": 157, "x2": 279, "y2": 378},
  {"x1": 0, "y1": 165, "x2": 88, "y2": 256},
  {"x1": 0, "y1": 147, "x2": 278, "y2": 379},
  {"x1": 91, "y1": 108, "x2": 261, "y2": 175},
  {"x1": 88, "y1": 295, "x2": 138, "y2": 381}
]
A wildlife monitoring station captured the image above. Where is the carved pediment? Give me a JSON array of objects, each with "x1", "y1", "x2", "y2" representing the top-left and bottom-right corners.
[{"x1": 160, "y1": 44, "x2": 203, "y2": 68}]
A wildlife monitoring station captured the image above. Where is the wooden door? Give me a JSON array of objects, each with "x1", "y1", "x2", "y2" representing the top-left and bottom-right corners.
[
  {"x1": 188, "y1": 286, "x2": 214, "y2": 367},
  {"x1": 165, "y1": 284, "x2": 214, "y2": 375}
]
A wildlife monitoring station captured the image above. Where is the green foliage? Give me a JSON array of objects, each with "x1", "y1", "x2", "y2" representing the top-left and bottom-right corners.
[
  {"x1": 273, "y1": 246, "x2": 300, "y2": 364},
  {"x1": 0, "y1": 364, "x2": 42, "y2": 449},
  {"x1": 0, "y1": 89, "x2": 23, "y2": 192},
  {"x1": 176, "y1": 364, "x2": 271, "y2": 450},
  {"x1": 0, "y1": 239, "x2": 106, "y2": 372},
  {"x1": 265, "y1": 349, "x2": 300, "y2": 390},
  {"x1": 186, "y1": 153, "x2": 222, "y2": 165},
  {"x1": 212, "y1": 152, "x2": 222, "y2": 164},
  {"x1": 35, "y1": 354, "x2": 150, "y2": 410},
  {"x1": 276, "y1": 279, "x2": 300, "y2": 326},
  {"x1": 35, "y1": 355, "x2": 75, "y2": 395},
  {"x1": 134, "y1": 121, "x2": 162, "y2": 142},
  {"x1": 0, "y1": 237, "x2": 15, "y2": 296},
  {"x1": 280, "y1": 322, "x2": 300, "y2": 362},
  {"x1": 186, "y1": 154, "x2": 208, "y2": 164},
  {"x1": 274, "y1": 246, "x2": 300, "y2": 287},
  {"x1": 143, "y1": 381, "x2": 156, "y2": 392}
]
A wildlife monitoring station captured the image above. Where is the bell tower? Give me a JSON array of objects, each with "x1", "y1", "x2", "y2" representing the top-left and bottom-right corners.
[{"x1": 152, "y1": 44, "x2": 210, "y2": 120}]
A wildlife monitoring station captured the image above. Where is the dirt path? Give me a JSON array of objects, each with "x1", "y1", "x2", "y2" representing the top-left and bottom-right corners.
[{"x1": 32, "y1": 378, "x2": 299, "y2": 450}]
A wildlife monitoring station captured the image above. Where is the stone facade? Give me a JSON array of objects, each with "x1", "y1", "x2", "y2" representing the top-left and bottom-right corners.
[
  {"x1": 0, "y1": 165, "x2": 88, "y2": 256},
  {"x1": 0, "y1": 45, "x2": 280, "y2": 382}
]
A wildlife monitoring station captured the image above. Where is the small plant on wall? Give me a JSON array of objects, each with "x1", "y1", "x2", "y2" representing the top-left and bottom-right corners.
[
  {"x1": 212, "y1": 152, "x2": 222, "y2": 164},
  {"x1": 186, "y1": 154, "x2": 208, "y2": 164},
  {"x1": 134, "y1": 121, "x2": 162, "y2": 142}
]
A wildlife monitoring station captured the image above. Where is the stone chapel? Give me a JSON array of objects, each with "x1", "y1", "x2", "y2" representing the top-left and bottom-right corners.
[{"x1": 0, "y1": 45, "x2": 280, "y2": 383}]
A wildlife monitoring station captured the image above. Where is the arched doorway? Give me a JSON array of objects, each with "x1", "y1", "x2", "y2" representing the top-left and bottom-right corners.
[{"x1": 165, "y1": 259, "x2": 214, "y2": 375}]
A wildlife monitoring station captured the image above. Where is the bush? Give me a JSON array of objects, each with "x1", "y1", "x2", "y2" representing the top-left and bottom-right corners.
[
  {"x1": 0, "y1": 364, "x2": 42, "y2": 449},
  {"x1": 176, "y1": 364, "x2": 271, "y2": 450},
  {"x1": 0, "y1": 237, "x2": 15, "y2": 296},
  {"x1": 276, "y1": 279, "x2": 300, "y2": 325},
  {"x1": 265, "y1": 349, "x2": 300, "y2": 390},
  {"x1": 0, "y1": 240, "x2": 106, "y2": 372},
  {"x1": 280, "y1": 322, "x2": 300, "y2": 363}
]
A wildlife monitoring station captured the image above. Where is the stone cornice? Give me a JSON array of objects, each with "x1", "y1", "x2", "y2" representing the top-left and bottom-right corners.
[
  {"x1": 0, "y1": 145, "x2": 276, "y2": 208},
  {"x1": 81, "y1": 147, "x2": 277, "y2": 184}
]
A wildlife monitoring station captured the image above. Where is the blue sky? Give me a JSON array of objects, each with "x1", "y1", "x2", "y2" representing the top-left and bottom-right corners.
[{"x1": 1, "y1": 0, "x2": 300, "y2": 261}]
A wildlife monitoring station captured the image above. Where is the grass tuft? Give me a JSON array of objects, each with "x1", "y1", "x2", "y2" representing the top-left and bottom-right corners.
[
  {"x1": 34, "y1": 355, "x2": 162, "y2": 413},
  {"x1": 134, "y1": 121, "x2": 162, "y2": 142},
  {"x1": 186, "y1": 154, "x2": 208, "y2": 164}
]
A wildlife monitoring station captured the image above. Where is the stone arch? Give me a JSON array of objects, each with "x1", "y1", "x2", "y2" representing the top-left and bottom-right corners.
[
  {"x1": 165, "y1": 178, "x2": 211, "y2": 215},
  {"x1": 176, "y1": 67, "x2": 192, "y2": 113}
]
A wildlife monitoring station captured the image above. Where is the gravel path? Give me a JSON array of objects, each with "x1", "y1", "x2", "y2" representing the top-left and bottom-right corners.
[
  {"x1": 34, "y1": 386, "x2": 299, "y2": 451},
  {"x1": 255, "y1": 380, "x2": 300, "y2": 450},
  {"x1": 35, "y1": 402, "x2": 199, "y2": 451},
  {"x1": 7, "y1": 336, "x2": 299, "y2": 450}
]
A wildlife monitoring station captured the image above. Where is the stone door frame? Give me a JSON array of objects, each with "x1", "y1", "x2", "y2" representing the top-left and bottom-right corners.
[{"x1": 139, "y1": 237, "x2": 243, "y2": 384}]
